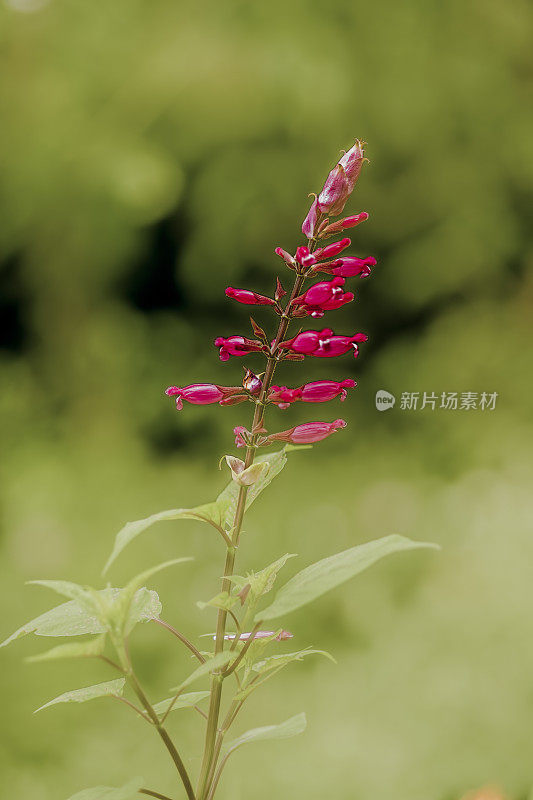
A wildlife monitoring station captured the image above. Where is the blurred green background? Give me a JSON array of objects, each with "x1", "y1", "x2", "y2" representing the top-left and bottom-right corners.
[{"x1": 0, "y1": 0, "x2": 532, "y2": 798}]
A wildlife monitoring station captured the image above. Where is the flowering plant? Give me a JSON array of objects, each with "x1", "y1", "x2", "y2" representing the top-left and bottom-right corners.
[{"x1": 1, "y1": 142, "x2": 437, "y2": 800}]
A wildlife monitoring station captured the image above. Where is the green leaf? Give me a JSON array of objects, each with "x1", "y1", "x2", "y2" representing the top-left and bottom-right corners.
[
  {"x1": 169, "y1": 651, "x2": 232, "y2": 694},
  {"x1": 0, "y1": 587, "x2": 161, "y2": 648},
  {"x1": 103, "y1": 504, "x2": 221, "y2": 574},
  {"x1": 26, "y1": 635, "x2": 107, "y2": 663},
  {"x1": 251, "y1": 648, "x2": 335, "y2": 676},
  {"x1": 197, "y1": 591, "x2": 238, "y2": 612},
  {"x1": 112, "y1": 558, "x2": 192, "y2": 636},
  {"x1": 257, "y1": 535, "x2": 439, "y2": 621},
  {"x1": 224, "y1": 712, "x2": 307, "y2": 754},
  {"x1": 231, "y1": 553, "x2": 297, "y2": 602},
  {"x1": 152, "y1": 690, "x2": 210, "y2": 717},
  {"x1": 35, "y1": 677, "x2": 126, "y2": 713},
  {"x1": 66, "y1": 778, "x2": 144, "y2": 800}
]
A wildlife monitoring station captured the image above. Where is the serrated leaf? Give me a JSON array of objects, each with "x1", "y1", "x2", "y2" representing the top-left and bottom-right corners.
[
  {"x1": 26, "y1": 635, "x2": 107, "y2": 663},
  {"x1": 169, "y1": 651, "x2": 232, "y2": 694},
  {"x1": 35, "y1": 677, "x2": 126, "y2": 713},
  {"x1": 103, "y1": 504, "x2": 222, "y2": 574},
  {"x1": 251, "y1": 648, "x2": 335, "y2": 676},
  {"x1": 224, "y1": 712, "x2": 306, "y2": 754},
  {"x1": 257, "y1": 535, "x2": 439, "y2": 621},
  {"x1": 66, "y1": 778, "x2": 144, "y2": 800},
  {"x1": 152, "y1": 691, "x2": 210, "y2": 717},
  {"x1": 238, "y1": 553, "x2": 297, "y2": 602},
  {"x1": 112, "y1": 558, "x2": 192, "y2": 636},
  {"x1": 1, "y1": 587, "x2": 161, "y2": 648}
]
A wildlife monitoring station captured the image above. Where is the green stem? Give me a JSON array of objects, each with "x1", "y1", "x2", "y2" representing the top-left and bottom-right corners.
[
  {"x1": 196, "y1": 271, "x2": 308, "y2": 800},
  {"x1": 140, "y1": 789, "x2": 175, "y2": 800},
  {"x1": 116, "y1": 641, "x2": 196, "y2": 800},
  {"x1": 152, "y1": 618, "x2": 206, "y2": 663}
]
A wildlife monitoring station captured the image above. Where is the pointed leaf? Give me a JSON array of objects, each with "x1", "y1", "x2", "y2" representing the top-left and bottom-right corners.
[
  {"x1": 225, "y1": 712, "x2": 306, "y2": 754},
  {"x1": 169, "y1": 651, "x2": 232, "y2": 694},
  {"x1": 66, "y1": 778, "x2": 144, "y2": 800},
  {"x1": 251, "y1": 648, "x2": 335, "y2": 676},
  {"x1": 197, "y1": 592, "x2": 238, "y2": 612},
  {"x1": 1, "y1": 587, "x2": 161, "y2": 648},
  {"x1": 35, "y1": 677, "x2": 126, "y2": 713},
  {"x1": 152, "y1": 691, "x2": 210, "y2": 717},
  {"x1": 104, "y1": 504, "x2": 221, "y2": 574},
  {"x1": 257, "y1": 535, "x2": 439, "y2": 621},
  {"x1": 27, "y1": 635, "x2": 107, "y2": 663}
]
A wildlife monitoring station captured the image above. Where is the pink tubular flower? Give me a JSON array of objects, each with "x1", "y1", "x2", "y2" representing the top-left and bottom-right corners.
[
  {"x1": 265, "y1": 418, "x2": 347, "y2": 445},
  {"x1": 225, "y1": 287, "x2": 276, "y2": 307},
  {"x1": 214, "y1": 335, "x2": 263, "y2": 362},
  {"x1": 268, "y1": 379, "x2": 356, "y2": 408},
  {"x1": 165, "y1": 384, "x2": 246, "y2": 411},
  {"x1": 300, "y1": 379, "x2": 356, "y2": 402},
  {"x1": 279, "y1": 328, "x2": 368, "y2": 359},
  {"x1": 318, "y1": 255, "x2": 377, "y2": 278},
  {"x1": 293, "y1": 277, "x2": 354, "y2": 318}
]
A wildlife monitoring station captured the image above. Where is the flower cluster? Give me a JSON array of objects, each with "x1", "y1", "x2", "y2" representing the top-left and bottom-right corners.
[{"x1": 166, "y1": 140, "x2": 377, "y2": 448}]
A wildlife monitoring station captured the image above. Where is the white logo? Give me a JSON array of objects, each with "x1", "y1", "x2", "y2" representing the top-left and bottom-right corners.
[{"x1": 375, "y1": 390, "x2": 396, "y2": 411}]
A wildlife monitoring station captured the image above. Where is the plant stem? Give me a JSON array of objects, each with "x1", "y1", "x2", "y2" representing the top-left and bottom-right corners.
[
  {"x1": 153, "y1": 618, "x2": 206, "y2": 663},
  {"x1": 140, "y1": 790, "x2": 175, "y2": 800},
  {"x1": 196, "y1": 268, "x2": 308, "y2": 800}
]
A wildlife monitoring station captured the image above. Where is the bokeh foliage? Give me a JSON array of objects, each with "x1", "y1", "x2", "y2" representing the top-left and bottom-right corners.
[{"x1": 0, "y1": 0, "x2": 532, "y2": 798}]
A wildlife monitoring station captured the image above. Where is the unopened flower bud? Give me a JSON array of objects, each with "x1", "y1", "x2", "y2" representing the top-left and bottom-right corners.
[
  {"x1": 242, "y1": 368, "x2": 262, "y2": 395},
  {"x1": 302, "y1": 196, "x2": 319, "y2": 239},
  {"x1": 313, "y1": 238, "x2": 351, "y2": 261},
  {"x1": 315, "y1": 140, "x2": 366, "y2": 217},
  {"x1": 225, "y1": 287, "x2": 276, "y2": 306},
  {"x1": 317, "y1": 255, "x2": 377, "y2": 278},
  {"x1": 275, "y1": 247, "x2": 296, "y2": 270}
]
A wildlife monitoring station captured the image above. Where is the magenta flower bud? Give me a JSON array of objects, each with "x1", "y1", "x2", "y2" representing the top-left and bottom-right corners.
[
  {"x1": 275, "y1": 247, "x2": 296, "y2": 270},
  {"x1": 300, "y1": 379, "x2": 357, "y2": 403},
  {"x1": 317, "y1": 140, "x2": 366, "y2": 216},
  {"x1": 225, "y1": 287, "x2": 276, "y2": 306},
  {"x1": 313, "y1": 237, "x2": 351, "y2": 261},
  {"x1": 302, "y1": 196, "x2": 319, "y2": 238},
  {"x1": 165, "y1": 383, "x2": 245, "y2": 411},
  {"x1": 341, "y1": 212, "x2": 369, "y2": 228},
  {"x1": 329, "y1": 256, "x2": 377, "y2": 278},
  {"x1": 214, "y1": 336, "x2": 263, "y2": 362},
  {"x1": 279, "y1": 328, "x2": 368, "y2": 359},
  {"x1": 266, "y1": 418, "x2": 347, "y2": 445}
]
